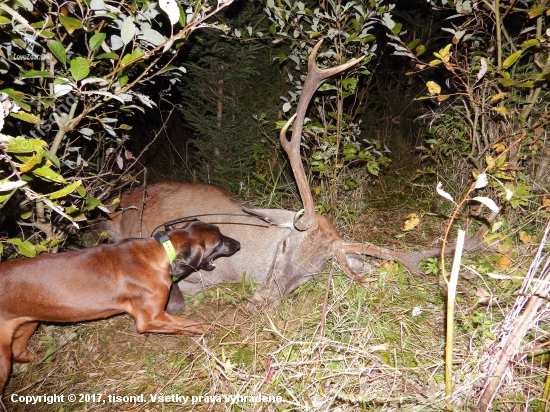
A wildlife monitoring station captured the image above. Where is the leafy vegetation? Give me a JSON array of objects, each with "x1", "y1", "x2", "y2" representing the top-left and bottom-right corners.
[
  {"x1": 0, "y1": 0, "x2": 234, "y2": 255},
  {"x1": 389, "y1": 0, "x2": 550, "y2": 218},
  {"x1": 176, "y1": 24, "x2": 287, "y2": 193}
]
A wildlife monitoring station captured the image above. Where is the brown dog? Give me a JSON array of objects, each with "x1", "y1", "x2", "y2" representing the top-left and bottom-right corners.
[{"x1": 0, "y1": 220, "x2": 240, "y2": 398}]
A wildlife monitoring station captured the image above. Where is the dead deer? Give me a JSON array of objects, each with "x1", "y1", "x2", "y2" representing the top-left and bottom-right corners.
[{"x1": 94, "y1": 40, "x2": 488, "y2": 313}]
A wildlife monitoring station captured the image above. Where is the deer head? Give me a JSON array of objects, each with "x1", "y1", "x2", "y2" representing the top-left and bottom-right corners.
[{"x1": 273, "y1": 39, "x2": 490, "y2": 286}]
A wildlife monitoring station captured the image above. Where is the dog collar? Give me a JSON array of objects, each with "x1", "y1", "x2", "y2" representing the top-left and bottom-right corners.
[{"x1": 153, "y1": 231, "x2": 177, "y2": 263}]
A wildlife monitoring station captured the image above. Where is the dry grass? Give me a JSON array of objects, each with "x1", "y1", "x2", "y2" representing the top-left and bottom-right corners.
[
  {"x1": 4, "y1": 150, "x2": 550, "y2": 411},
  {"x1": 6, "y1": 244, "x2": 547, "y2": 411},
  {"x1": 5, "y1": 272, "x2": 448, "y2": 411}
]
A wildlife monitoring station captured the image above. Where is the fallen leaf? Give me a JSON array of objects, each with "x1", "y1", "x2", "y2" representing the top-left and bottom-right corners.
[
  {"x1": 475, "y1": 286, "x2": 491, "y2": 305},
  {"x1": 496, "y1": 254, "x2": 512, "y2": 269},
  {"x1": 368, "y1": 343, "x2": 389, "y2": 353},
  {"x1": 519, "y1": 231, "x2": 533, "y2": 244},
  {"x1": 460, "y1": 271, "x2": 477, "y2": 280},
  {"x1": 381, "y1": 261, "x2": 399, "y2": 273},
  {"x1": 402, "y1": 213, "x2": 421, "y2": 231}
]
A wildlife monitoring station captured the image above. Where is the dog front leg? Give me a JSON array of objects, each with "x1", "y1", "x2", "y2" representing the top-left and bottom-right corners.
[
  {"x1": 12, "y1": 322, "x2": 39, "y2": 363},
  {"x1": 133, "y1": 311, "x2": 211, "y2": 336},
  {"x1": 165, "y1": 284, "x2": 186, "y2": 315}
]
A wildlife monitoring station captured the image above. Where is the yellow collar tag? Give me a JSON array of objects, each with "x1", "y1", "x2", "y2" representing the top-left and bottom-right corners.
[{"x1": 153, "y1": 231, "x2": 177, "y2": 262}]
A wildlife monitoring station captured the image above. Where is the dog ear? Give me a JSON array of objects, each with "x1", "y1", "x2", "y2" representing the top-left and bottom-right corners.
[
  {"x1": 176, "y1": 242, "x2": 198, "y2": 263},
  {"x1": 172, "y1": 242, "x2": 204, "y2": 279}
]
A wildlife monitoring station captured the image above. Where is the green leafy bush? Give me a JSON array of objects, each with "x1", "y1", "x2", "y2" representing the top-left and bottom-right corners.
[{"x1": 0, "y1": 0, "x2": 234, "y2": 255}]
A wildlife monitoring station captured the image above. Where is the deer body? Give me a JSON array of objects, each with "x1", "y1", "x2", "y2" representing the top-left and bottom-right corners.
[{"x1": 95, "y1": 182, "x2": 345, "y2": 310}]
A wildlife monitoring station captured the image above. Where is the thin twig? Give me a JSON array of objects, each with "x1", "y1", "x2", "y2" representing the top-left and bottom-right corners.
[
  {"x1": 320, "y1": 261, "x2": 335, "y2": 337},
  {"x1": 445, "y1": 229, "x2": 465, "y2": 409}
]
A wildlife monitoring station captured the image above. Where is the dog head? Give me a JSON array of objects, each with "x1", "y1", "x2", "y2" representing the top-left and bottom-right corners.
[{"x1": 166, "y1": 221, "x2": 240, "y2": 280}]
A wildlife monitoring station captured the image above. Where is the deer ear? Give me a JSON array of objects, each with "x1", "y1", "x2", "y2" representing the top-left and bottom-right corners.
[
  {"x1": 292, "y1": 209, "x2": 307, "y2": 231},
  {"x1": 102, "y1": 203, "x2": 119, "y2": 214},
  {"x1": 178, "y1": 242, "x2": 198, "y2": 262},
  {"x1": 243, "y1": 206, "x2": 295, "y2": 228},
  {"x1": 164, "y1": 218, "x2": 200, "y2": 232}
]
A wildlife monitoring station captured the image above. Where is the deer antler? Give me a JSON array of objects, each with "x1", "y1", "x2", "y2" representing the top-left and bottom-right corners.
[
  {"x1": 333, "y1": 212, "x2": 497, "y2": 279},
  {"x1": 280, "y1": 39, "x2": 365, "y2": 231}
]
